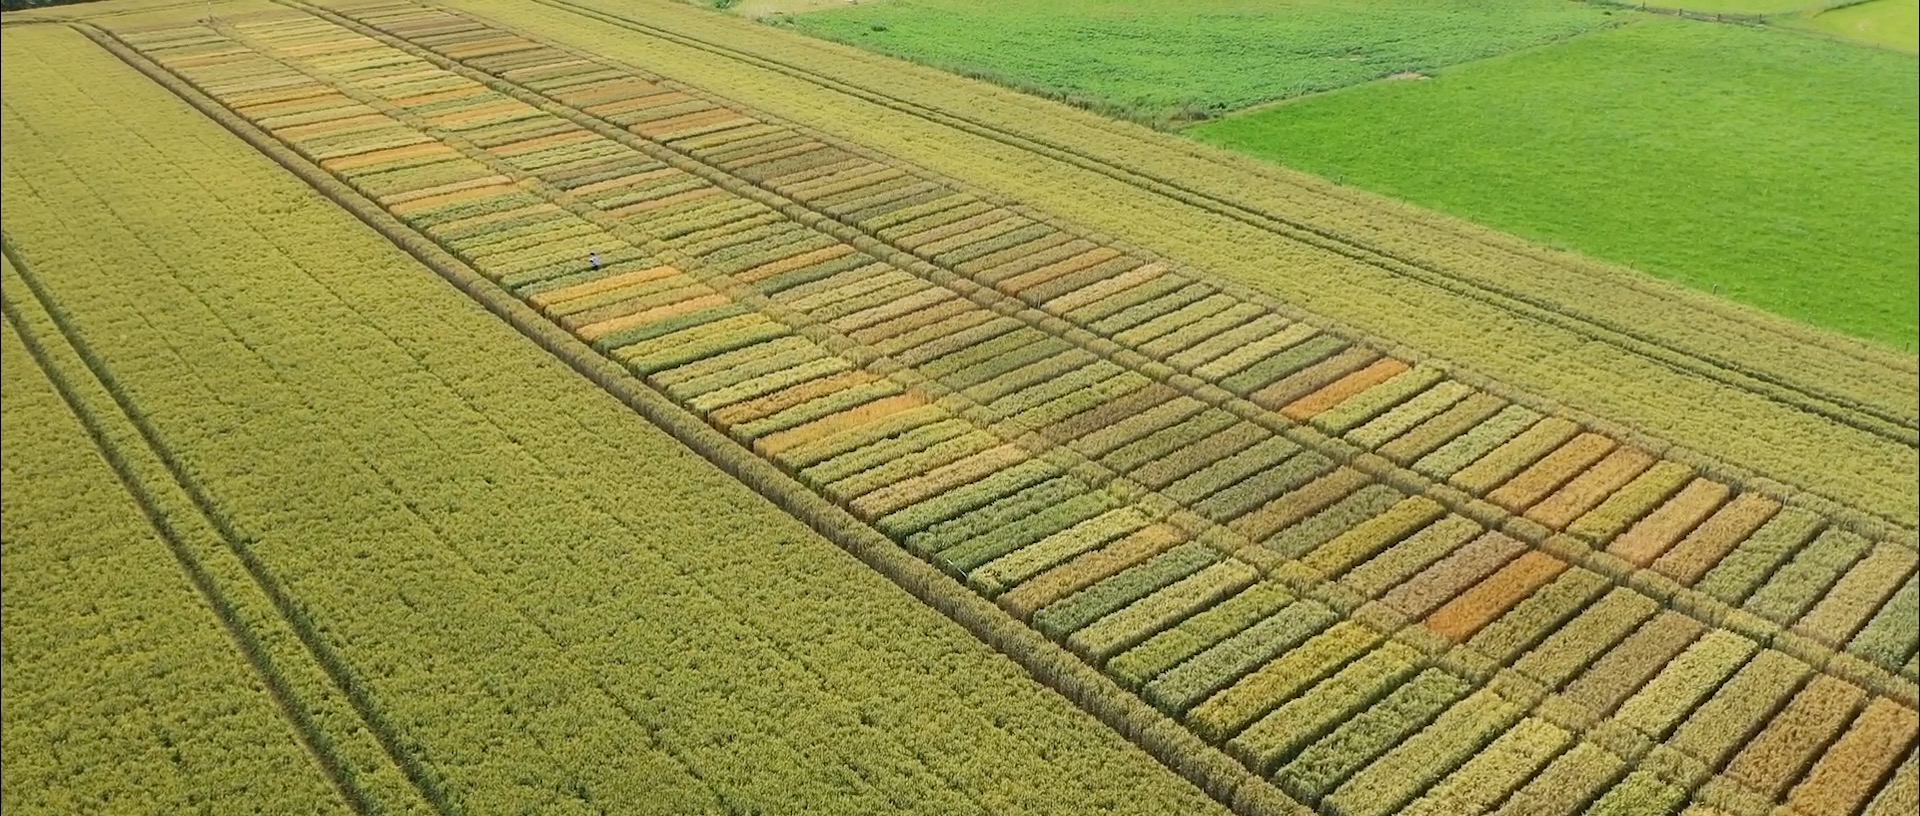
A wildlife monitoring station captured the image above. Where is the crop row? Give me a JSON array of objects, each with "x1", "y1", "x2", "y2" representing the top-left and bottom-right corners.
[
  {"x1": 220, "y1": 0, "x2": 1920, "y2": 787},
  {"x1": 327, "y1": 0, "x2": 1920, "y2": 680},
  {"x1": 122, "y1": 9, "x2": 1917, "y2": 815},
  {"x1": 522, "y1": 0, "x2": 1920, "y2": 538},
  {"x1": 7, "y1": 23, "x2": 1277, "y2": 809},
  {"x1": 1, "y1": 265, "x2": 372, "y2": 813}
]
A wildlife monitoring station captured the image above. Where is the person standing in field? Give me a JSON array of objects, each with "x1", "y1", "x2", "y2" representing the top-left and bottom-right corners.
[{"x1": 589, "y1": 251, "x2": 601, "y2": 272}]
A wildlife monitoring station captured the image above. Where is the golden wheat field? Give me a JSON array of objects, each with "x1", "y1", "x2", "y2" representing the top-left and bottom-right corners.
[{"x1": 2, "y1": 1, "x2": 1914, "y2": 814}]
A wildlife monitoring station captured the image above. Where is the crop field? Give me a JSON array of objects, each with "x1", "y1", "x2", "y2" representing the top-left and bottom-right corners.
[
  {"x1": 575, "y1": 0, "x2": 1920, "y2": 536},
  {"x1": 3, "y1": 1, "x2": 1916, "y2": 815},
  {"x1": 1190, "y1": 18, "x2": 1919, "y2": 348},
  {"x1": 0, "y1": 18, "x2": 1232, "y2": 815},
  {"x1": 770, "y1": 0, "x2": 1619, "y2": 124},
  {"x1": 756, "y1": 0, "x2": 1917, "y2": 348}
]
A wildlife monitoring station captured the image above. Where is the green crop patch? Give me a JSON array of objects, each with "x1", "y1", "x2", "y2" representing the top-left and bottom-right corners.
[
  {"x1": 1184, "y1": 619, "x2": 1377, "y2": 743},
  {"x1": 1031, "y1": 543, "x2": 1221, "y2": 639},
  {"x1": 1108, "y1": 581, "x2": 1296, "y2": 690},
  {"x1": 902, "y1": 474, "x2": 1085, "y2": 555},
  {"x1": 1143, "y1": 601, "x2": 1344, "y2": 718},
  {"x1": 1191, "y1": 18, "x2": 1920, "y2": 347},
  {"x1": 1403, "y1": 717, "x2": 1574, "y2": 816},
  {"x1": 1324, "y1": 688, "x2": 1525, "y2": 816},
  {"x1": 1274, "y1": 667, "x2": 1471, "y2": 802},
  {"x1": 970, "y1": 507, "x2": 1157, "y2": 596},
  {"x1": 1226, "y1": 640, "x2": 1422, "y2": 775},
  {"x1": 776, "y1": 0, "x2": 1615, "y2": 125}
]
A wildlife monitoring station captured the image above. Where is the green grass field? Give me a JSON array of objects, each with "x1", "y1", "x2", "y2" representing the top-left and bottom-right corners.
[
  {"x1": 774, "y1": 0, "x2": 1618, "y2": 123},
  {"x1": 768, "y1": 0, "x2": 1917, "y2": 344},
  {"x1": 1188, "y1": 17, "x2": 1919, "y2": 347},
  {"x1": 1791, "y1": 0, "x2": 1920, "y2": 52}
]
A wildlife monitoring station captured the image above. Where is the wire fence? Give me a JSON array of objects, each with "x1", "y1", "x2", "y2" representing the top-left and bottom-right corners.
[{"x1": 1583, "y1": 0, "x2": 1770, "y2": 24}]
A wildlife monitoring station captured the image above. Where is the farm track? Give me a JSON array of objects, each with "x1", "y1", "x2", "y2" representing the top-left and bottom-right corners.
[
  {"x1": 85, "y1": 4, "x2": 1920, "y2": 814},
  {"x1": 527, "y1": 0, "x2": 1916, "y2": 448},
  {"x1": 0, "y1": 242, "x2": 443, "y2": 816}
]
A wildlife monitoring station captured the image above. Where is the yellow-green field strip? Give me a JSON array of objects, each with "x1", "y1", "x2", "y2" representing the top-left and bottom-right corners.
[
  {"x1": 507, "y1": 0, "x2": 1918, "y2": 526},
  {"x1": 412, "y1": 0, "x2": 1912, "y2": 541},
  {"x1": 1, "y1": 240, "x2": 451, "y2": 815},
  {"x1": 488, "y1": 0, "x2": 1919, "y2": 533},
  {"x1": 1, "y1": 258, "x2": 376, "y2": 815},
  {"x1": 5, "y1": 21, "x2": 1245, "y2": 812},
  {"x1": 528, "y1": 0, "x2": 1910, "y2": 450},
  {"x1": 66, "y1": 3, "x2": 1917, "y2": 813}
]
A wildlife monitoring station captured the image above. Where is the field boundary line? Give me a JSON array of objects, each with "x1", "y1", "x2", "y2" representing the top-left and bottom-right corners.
[
  {"x1": 90, "y1": 16, "x2": 1309, "y2": 813},
  {"x1": 1574, "y1": 0, "x2": 1920, "y2": 57},
  {"x1": 0, "y1": 247, "x2": 386, "y2": 816},
  {"x1": 1578, "y1": 0, "x2": 1769, "y2": 24},
  {"x1": 1199, "y1": 19, "x2": 1633, "y2": 121},
  {"x1": 1770, "y1": 6, "x2": 1920, "y2": 54},
  {"x1": 527, "y1": 0, "x2": 1920, "y2": 449},
  {"x1": 297, "y1": 0, "x2": 1919, "y2": 706}
]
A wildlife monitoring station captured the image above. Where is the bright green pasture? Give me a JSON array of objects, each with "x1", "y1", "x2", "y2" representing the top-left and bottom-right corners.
[
  {"x1": 771, "y1": 0, "x2": 1619, "y2": 124},
  {"x1": 1189, "y1": 18, "x2": 1919, "y2": 347},
  {"x1": 1790, "y1": 0, "x2": 1919, "y2": 52}
]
